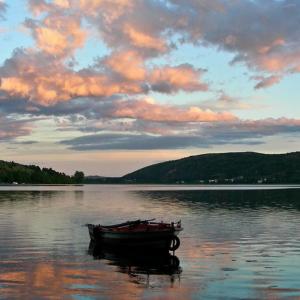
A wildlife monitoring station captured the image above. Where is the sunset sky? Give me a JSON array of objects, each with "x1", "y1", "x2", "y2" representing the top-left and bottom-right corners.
[{"x1": 0, "y1": 0, "x2": 299, "y2": 176}]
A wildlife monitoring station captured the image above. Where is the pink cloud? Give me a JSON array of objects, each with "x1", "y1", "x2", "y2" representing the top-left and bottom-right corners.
[
  {"x1": 150, "y1": 64, "x2": 208, "y2": 93},
  {"x1": 0, "y1": 48, "x2": 208, "y2": 105},
  {"x1": 103, "y1": 50, "x2": 146, "y2": 81},
  {"x1": 170, "y1": 1, "x2": 300, "y2": 87},
  {"x1": 253, "y1": 75, "x2": 282, "y2": 89},
  {"x1": 0, "y1": 46, "x2": 151, "y2": 105},
  {"x1": 24, "y1": 0, "x2": 300, "y2": 81},
  {"x1": 24, "y1": 11, "x2": 86, "y2": 57},
  {"x1": 123, "y1": 24, "x2": 168, "y2": 54},
  {"x1": 111, "y1": 98, "x2": 237, "y2": 123},
  {"x1": 2, "y1": 0, "x2": 300, "y2": 107}
]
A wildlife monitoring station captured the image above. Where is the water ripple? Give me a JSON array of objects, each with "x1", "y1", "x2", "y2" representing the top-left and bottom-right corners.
[{"x1": 0, "y1": 186, "x2": 300, "y2": 299}]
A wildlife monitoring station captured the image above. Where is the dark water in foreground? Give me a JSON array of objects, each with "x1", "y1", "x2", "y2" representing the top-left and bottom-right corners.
[{"x1": 0, "y1": 185, "x2": 300, "y2": 300}]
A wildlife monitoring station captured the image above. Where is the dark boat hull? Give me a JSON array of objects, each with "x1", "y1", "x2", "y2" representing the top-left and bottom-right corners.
[{"x1": 87, "y1": 224, "x2": 181, "y2": 250}]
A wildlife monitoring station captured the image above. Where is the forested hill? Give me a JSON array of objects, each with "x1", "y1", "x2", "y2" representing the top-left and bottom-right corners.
[
  {"x1": 122, "y1": 152, "x2": 300, "y2": 184},
  {"x1": 0, "y1": 160, "x2": 84, "y2": 184}
]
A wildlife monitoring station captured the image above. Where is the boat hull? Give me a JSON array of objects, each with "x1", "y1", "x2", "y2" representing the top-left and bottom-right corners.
[{"x1": 87, "y1": 224, "x2": 181, "y2": 250}]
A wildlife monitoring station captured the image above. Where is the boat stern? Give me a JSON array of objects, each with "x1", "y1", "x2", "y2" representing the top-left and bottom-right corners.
[{"x1": 86, "y1": 224, "x2": 96, "y2": 241}]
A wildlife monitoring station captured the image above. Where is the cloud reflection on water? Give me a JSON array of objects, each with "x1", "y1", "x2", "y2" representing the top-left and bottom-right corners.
[{"x1": 0, "y1": 186, "x2": 300, "y2": 299}]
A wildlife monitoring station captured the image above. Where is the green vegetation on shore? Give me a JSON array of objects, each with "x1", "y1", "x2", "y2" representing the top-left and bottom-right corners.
[
  {"x1": 122, "y1": 152, "x2": 300, "y2": 184},
  {"x1": 0, "y1": 161, "x2": 84, "y2": 184},
  {"x1": 1, "y1": 152, "x2": 299, "y2": 184}
]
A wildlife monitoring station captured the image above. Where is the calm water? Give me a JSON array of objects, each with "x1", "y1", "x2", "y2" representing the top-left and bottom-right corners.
[{"x1": 1, "y1": 185, "x2": 300, "y2": 300}]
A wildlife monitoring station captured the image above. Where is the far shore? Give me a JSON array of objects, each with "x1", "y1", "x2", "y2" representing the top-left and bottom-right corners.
[
  {"x1": 0, "y1": 184, "x2": 84, "y2": 186},
  {"x1": 1, "y1": 183, "x2": 300, "y2": 187}
]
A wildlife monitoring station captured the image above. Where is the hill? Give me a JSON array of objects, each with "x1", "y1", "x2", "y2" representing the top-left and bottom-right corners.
[
  {"x1": 122, "y1": 152, "x2": 300, "y2": 184},
  {"x1": 0, "y1": 160, "x2": 83, "y2": 184}
]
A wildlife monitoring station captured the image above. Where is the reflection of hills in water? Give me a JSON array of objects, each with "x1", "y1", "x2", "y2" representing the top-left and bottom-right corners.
[
  {"x1": 88, "y1": 241, "x2": 182, "y2": 284},
  {"x1": 135, "y1": 189, "x2": 300, "y2": 210}
]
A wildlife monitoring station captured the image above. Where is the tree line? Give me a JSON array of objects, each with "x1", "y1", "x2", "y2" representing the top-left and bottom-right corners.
[{"x1": 0, "y1": 161, "x2": 84, "y2": 184}]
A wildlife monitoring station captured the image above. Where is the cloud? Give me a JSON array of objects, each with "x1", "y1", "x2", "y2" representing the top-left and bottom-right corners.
[
  {"x1": 60, "y1": 133, "x2": 212, "y2": 150},
  {"x1": 0, "y1": 94, "x2": 237, "y2": 131},
  {"x1": 195, "y1": 0, "x2": 300, "y2": 84},
  {"x1": 102, "y1": 50, "x2": 147, "y2": 81},
  {"x1": 0, "y1": 0, "x2": 299, "y2": 155},
  {"x1": 4, "y1": 0, "x2": 298, "y2": 108},
  {"x1": 0, "y1": 1, "x2": 7, "y2": 20},
  {"x1": 60, "y1": 132, "x2": 263, "y2": 151},
  {"x1": 27, "y1": 0, "x2": 52, "y2": 15},
  {"x1": 0, "y1": 49, "x2": 147, "y2": 105},
  {"x1": 28, "y1": 0, "x2": 172, "y2": 56},
  {"x1": 24, "y1": 13, "x2": 86, "y2": 57},
  {"x1": 150, "y1": 64, "x2": 208, "y2": 93},
  {"x1": 123, "y1": 24, "x2": 168, "y2": 54},
  {"x1": 60, "y1": 118, "x2": 300, "y2": 150},
  {"x1": 75, "y1": 119, "x2": 188, "y2": 136},
  {"x1": 253, "y1": 75, "x2": 282, "y2": 89},
  {"x1": 78, "y1": 0, "x2": 175, "y2": 57},
  {"x1": 156, "y1": 0, "x2": 300, "y2": 88},
  {"x1": 110, "y1": 98, "x2": 236, "y2": 122},
  {"x1": 197, "y1": 92, "x2": 254, "y2": 111},
  {"x1": 78, "y1": 0, "x2": 133, "y2": 22},
  {"x1": 200, "y1": 118, "x2": 300, "y2": 142},
  {"x1": 11, "y1": 140, "x2": 38, "y2": 145},
  {"x1": 1, "y1": 0, "x2": 298, "y2": 106},
  {"x1": 0, "y1": 47, "x2": 208, "y2": 105},
  {"x1": 0, "y1": 115, "x2": 33, "y2": 141}
]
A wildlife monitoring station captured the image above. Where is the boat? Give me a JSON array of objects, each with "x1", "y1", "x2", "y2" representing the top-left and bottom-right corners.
[{"x1": 86, "y1": 219, "x2": 183, "y2": 251}]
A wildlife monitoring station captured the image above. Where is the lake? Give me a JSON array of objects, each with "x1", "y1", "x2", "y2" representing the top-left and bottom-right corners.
[{"x1": 1, "y1": 185, "x2": 300, "y2": 299}]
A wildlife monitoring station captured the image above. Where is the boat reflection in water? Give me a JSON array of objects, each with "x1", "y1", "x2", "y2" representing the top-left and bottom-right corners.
[{"x1": 88, "y1": 241, "x2": 182, "y2": 286}]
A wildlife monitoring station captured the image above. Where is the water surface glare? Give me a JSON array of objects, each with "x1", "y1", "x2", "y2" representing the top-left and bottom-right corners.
[{"x1": 0, "y1": 185, "x2": 300, "y2": 299}]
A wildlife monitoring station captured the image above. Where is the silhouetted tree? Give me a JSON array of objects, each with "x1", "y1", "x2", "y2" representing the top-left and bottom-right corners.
[{"x1": 73, "y1": 171, "x2": 85, "y2": 183}]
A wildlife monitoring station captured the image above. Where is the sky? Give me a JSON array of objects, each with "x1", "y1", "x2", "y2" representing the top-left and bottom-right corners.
[{"x1": 0, "y1": 0, "x2": 299, "y2": 176}]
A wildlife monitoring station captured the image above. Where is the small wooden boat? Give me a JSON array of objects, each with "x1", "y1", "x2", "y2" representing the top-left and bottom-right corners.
[{"x1": 87, "y1": 219, "x2": 183, "y2": 251}]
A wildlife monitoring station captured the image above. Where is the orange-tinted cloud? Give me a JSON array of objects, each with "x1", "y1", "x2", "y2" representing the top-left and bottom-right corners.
[
  {"x1": 112, "y1": 98, "x2": 237, "y2": 122},
  {"x1": 0, "y1": 49, "x2": 148, "y2": 105},
  {"x1": 23, "y1": 0, "x2": 300, "y2": 90},
  {"x1": 53, "y1": 0, "x2": 71, "y2": 9},
  {"x1": 150, "y1": 64, "x2": 208, "y2": 93},
  {"x1": 103, "y1": 50, "x2": 146, "y2": 81},
  {"x1": 123, "y1": 24, "x2": 168, "y2": 54},
  {"x1": 0, "y1": 73, "x2": 143, "y2": 105},
  {"x1": 25, "y1": 12, "x2": 86, "y2": 57},
  {"x1": 1, "y1": 0, "x2": 299, "y2": 132},
  {"x1": 79, "y1": 0, "x2": 132, "y2": 20},
  {"x1": 0, "y1": 48, "x2": 208, "y2": 105},
  {"x1": 0, "y1": 1, "x2": 210, "y2": 105}
]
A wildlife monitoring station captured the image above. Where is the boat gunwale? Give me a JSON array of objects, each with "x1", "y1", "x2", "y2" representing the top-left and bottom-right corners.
[{"x1": 90, "y1": 221, "x2": 183, "y2": 235}]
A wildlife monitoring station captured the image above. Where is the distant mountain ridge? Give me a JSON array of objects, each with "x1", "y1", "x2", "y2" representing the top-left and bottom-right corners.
[{"x1": 122, "y1": 152, "x2": 300, "y2": 184}]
